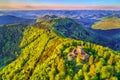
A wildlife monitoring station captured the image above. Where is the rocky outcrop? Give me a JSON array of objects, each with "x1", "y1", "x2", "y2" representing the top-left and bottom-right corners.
[{"x1": 68, "y1": 46, "x2": 89, "y2": 61}]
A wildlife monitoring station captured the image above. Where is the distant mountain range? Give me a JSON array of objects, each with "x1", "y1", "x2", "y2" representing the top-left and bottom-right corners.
[
  {"x1": 0, "y1": 15, "x2": 35, "y2": 25},
  {"x1": 1, "y1": 10, "x2": 120, "y2": 27}
]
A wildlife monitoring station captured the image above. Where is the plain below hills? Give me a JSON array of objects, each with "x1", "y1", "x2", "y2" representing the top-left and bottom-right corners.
[{"x1": 92, "y1": 17, "x2": 120, "y2": 30}]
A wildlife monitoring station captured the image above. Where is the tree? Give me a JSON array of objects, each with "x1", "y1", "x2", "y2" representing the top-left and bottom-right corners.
[
  {"x1": 77, "y1": 69, "x2": 84, "y2": 80},
  {"x1": 88, "y1": 64, "x2": 96, "y2": 76},
  {"x1": 100, "y1": 65, "x2": 113, "y2": 79},
  {"x1": 103, "y1": 52, "x2": 110, "y2": 59},
  {"x1": 89, "y1": 55, "x2": 94, "y2": 65},
  {"x1": 90, "y1": 75, "x2": 98, "y2": 80},
  {"x1": 84, "y1": 72, "x2": 90, "y2": 80},
  {"x1": 108, "y1": 58, "x2": 113, "y2": 65},
  {"x1": 68, "y1": 68, "x2": 74, "y2": 77},
  {"x1": 48, "y1": 68, "x2": 56, "y2": 80},
  {"x1": 94, "y1": 56, "x2": 99, "y2": 63},
  {"x1": 65, "y1": 75, "x2": 72, "y2": 80},
  {"x1": 55, "y1": 74, "x2": 60, "y2": 80},
  {"x1": 82, "y1": 64, "x2": 89, "y2": 72},
  {"x1": 110, "y1": 76, "x2": 118, "y2": 80},
  {"x1": 76, "y1": 55, "x2": 82, "y2": 65}
]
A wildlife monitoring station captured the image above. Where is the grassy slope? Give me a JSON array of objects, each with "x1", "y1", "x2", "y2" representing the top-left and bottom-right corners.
[
  {"x1": 0, "y1": 21, "x2": 120, "y2": 80},
  {"x1": 92, "y1": 17, "x2": 120, "y2": 30}
]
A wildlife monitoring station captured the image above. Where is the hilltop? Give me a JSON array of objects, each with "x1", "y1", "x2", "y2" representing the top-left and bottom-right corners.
[
  {"x1": 0, "y1": 17, "x2": 120, "y2": 80},
  {"x1": 36, "y1": 15, "x2": 58, "y2": 22},
  {"x1": 35, "y1": 16, "x2": 96, "y2": 42}
]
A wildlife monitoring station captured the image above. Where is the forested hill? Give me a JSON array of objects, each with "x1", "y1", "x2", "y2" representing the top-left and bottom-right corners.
[
  {"x1": 0, "y1": 24, "x2": 26, "y2": 70},
  {"x1": 35, "y1": 17, "x2": 97, "y2": 42},
  {"x1": 35, "y1": 16, "x2": 120, "y2": 51},
  {"x1": 0, "y1": 17, "x2": 120, "y2": 80}
]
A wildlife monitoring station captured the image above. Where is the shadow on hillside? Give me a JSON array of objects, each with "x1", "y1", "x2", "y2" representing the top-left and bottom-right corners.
[{"x1": 0, "y1": 24, "x2": 26, "y2": 70}]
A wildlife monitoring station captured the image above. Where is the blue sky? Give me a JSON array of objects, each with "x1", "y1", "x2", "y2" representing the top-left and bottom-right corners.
[
  {"x1": 0, "y1": 0, "x2": 120, "y2": 10},
  {"x1": 1, "y1": 0, "x2": 120, "y2": 5},
  {"x1": 39, "y1": 0, "x2": 120, "y2": 5}
]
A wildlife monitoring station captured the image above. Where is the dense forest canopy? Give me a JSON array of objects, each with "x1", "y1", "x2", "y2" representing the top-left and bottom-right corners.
[{"x1": 0, "y1": 17, "x2": 120, "y2": 80}]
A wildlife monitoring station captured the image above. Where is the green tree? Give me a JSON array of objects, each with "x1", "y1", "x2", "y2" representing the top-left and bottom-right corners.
[
  {"x1": 82, "y1": 64, "x2": 89, "y2": 72},
  {"x1": 89, "y1": 55, "x2": 94, "y2": 65}
]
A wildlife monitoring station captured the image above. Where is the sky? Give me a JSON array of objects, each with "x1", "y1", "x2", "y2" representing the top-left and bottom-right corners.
[{"x1": 0, "y1": 0, "x2": 120, "y2": 10}]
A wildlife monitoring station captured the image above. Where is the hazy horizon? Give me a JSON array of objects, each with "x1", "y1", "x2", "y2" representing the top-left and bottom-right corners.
[{"x1": 0, "y1": 0, "x2": 120, "y2": 10}]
